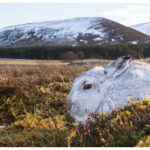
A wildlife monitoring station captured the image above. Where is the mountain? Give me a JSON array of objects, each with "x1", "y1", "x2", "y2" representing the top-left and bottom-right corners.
[
  {"x1": 131, "y1": 22, "x2": 150, "y2": 36},
  {"x1": 0, "y1": 17, "x2": 150, "y2": 48}
]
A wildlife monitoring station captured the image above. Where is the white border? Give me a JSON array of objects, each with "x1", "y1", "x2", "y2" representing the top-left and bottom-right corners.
[{"x1": 0, "y1": 0, "x2": 150, "y2": 3}]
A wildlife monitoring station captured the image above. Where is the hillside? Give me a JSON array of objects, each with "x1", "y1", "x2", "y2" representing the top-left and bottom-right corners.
[
  {"x1": 0, "y1": 17, "x2": 150, "y2": 48},
  {"x1": 131, "y1": 22, "x2": 150, "y2": 36}
]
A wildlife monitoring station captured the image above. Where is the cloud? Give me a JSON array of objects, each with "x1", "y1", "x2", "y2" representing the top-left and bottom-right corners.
[{"x1": 99, "y1": 5, "x2": 150, "y2": 26}]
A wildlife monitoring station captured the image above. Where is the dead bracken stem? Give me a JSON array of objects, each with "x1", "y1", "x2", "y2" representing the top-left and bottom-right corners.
[
  {"x1": 131, "y1": 107, "x2": 141, "y2": 123},
  {"x1": 4, "y1": 130, "x2": 16, "y2": 147},
  {"x1": 47, "y1": 110, "x2": 58, "y2": 130},
  {"x1": 47, "y1": 109, "x2": 66, "y2": 145}
]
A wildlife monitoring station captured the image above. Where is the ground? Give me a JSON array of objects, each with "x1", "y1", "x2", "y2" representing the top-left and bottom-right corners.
[{"x1": 0, "y1": 59, "x2": 149, "y2": 147}]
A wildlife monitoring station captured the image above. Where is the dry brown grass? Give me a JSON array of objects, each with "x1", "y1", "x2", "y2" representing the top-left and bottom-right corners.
[
  {"x1": 0, "y1": 60, "x2": 149, "y2": 147},
  {"x1": 0, "y1": 59, "x2": 69, "y2": 66},
  {"x1": 0, "y1": 64, "x2": 91, "y2": 90},
  {"x1": 0, "y1": 64, "x2": 90, "y2": 126},
  {"x1": 0, "y1": 58, "x2": 149, "y2": 92},
  {"x1": 0, "y1": 58, "x2": 112, "y2": 66}
]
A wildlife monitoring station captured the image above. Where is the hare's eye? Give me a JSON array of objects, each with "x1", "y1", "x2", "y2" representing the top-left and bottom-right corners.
[{"x1": 83, "y1": 84, "x2": 92, "y2": 90}]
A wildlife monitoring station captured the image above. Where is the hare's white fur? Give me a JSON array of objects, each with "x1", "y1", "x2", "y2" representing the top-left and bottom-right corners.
[{"x1": 68, "y1": 57, "x2": 150, "y2": 124}]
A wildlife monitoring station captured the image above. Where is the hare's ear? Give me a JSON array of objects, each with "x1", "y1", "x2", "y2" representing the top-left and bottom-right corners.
[{"x1": 104, "y1": 56, "x2": 131, "y2": 79}]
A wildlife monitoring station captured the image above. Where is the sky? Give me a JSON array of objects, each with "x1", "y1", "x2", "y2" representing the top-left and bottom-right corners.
[{"x1": 0, "y1": 2, "x2": 150, "y2": 29}]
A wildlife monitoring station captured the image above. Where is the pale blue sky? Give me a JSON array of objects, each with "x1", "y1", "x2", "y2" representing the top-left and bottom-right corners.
[{"x1": 0, "y1": 3, "x2": 149, "y2": 29}]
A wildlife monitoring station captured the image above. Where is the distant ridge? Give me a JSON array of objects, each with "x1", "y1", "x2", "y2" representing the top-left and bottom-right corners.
[
  {"x1": 131, "y1": 22, "x2": 150, "y2": 36},
  {"x1": 0, "y1": 17, "x2": 150, "y2": 48}
]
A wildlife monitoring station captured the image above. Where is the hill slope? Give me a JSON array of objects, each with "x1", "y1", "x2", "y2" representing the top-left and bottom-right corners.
[{"x1": 0, "y1": 17, "x2": 150, "y2": 47}]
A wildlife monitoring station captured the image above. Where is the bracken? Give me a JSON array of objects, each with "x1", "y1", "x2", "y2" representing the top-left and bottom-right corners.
[{"x1": 0, "y1": 64, "x2": 149, "y2": 147}]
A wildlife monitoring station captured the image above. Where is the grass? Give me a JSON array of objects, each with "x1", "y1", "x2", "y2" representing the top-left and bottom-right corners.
[
  {"x1": 0, "y1": 61, "x2": 150, "y2": 147},
  {"x1": 0, "y1": 59, "x2": 70, "y2": 66}
]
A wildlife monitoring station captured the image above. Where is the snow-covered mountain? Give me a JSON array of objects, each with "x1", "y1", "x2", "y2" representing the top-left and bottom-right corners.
[
  {"x1": 131, "y1": 22, "x2": 150, "y2": 36},
  {"x1": 0, "y1": 17, "x2": 150, "y2": 48}
]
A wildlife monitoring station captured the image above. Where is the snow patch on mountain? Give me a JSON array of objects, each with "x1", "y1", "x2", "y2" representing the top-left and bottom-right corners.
[
  {"x1": 93, "y1": 37, "x2": 102, "y2": 41},
  {"x1": 0, "y1": 17, "x2": 149, "y2": 47},
  {"x1": 129, "y1": 41, "x2": 138, "y2": 44},
  {"x1": 0, "y1": 17, "x2": 109, "y2": 46}
]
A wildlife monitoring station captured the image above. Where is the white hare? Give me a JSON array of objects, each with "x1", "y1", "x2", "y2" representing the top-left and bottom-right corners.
[{"x1": 67, "y1": 56, "x2": 150, "y2": 124}]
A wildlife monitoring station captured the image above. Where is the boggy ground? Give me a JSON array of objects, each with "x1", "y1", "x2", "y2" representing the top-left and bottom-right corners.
[{"x1": 0, "y1": 62, "x2": 150, "y2": 147}]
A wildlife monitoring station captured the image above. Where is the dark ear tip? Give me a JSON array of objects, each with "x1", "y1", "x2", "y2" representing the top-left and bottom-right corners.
[{"x1": 123, "y1": 56, "x2": 131, "y2": 60}]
